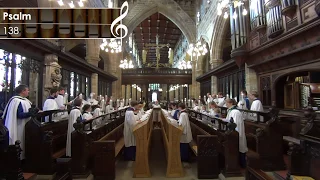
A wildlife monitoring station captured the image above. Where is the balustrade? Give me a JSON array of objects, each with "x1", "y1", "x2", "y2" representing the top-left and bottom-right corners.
[{"x1": 122, "y1": 68, "x2": 192, "y2": 75}]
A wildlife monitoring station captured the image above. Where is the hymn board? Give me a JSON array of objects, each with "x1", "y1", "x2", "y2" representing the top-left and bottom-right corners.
[{"x1": 0, "y1": 1, "x2": 129, "y2": 38}]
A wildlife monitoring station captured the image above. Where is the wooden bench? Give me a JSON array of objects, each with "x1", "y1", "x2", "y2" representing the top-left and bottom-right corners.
[
  {"x1": 220, "y1": 107, "x2": 286, "y2": 171},
  {"x1": 246, "y1": 166, "x2": 274, "y2": 180},
  {"x1": 0, "y1": 121, "x2": 71, "y2": 180},
  {"x1": 71, "y1": 108, "x2": 127, "y2": 179},
  {"x1": 188, "y1": 110, "x2": 241, "y2": 178},
  {"x1": 24, "y1": 109, "x2": 69, "y2": 175}
]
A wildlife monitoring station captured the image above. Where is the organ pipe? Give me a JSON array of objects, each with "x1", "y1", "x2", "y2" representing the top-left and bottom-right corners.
[
  {"x1": 265, "y1": 0, "x2": 283, "y2": 38},
  {"x1": 230, "y1": 3, "x2": 248, "y2": 49},
  {"x1": 280, "y1": 0, "x2": 297, "y2": 18},
  {"x1": 250, "y1": 0, "x2": 267, "y2": 31}
]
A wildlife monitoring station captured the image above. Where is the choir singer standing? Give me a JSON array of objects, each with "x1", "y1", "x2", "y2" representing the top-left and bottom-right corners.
[
  {"x1": 177, "y1": 103, "x2": 192, "y2": 162},
  {"x1": 225, "y1": 98, "x2": 248, "y2": 168},
  {"x1": 123, "y1": 101, "x2": 141, "y2": 161},
  {"x1": 2, "y1": 85, "x2": 37, "y2": 159}
]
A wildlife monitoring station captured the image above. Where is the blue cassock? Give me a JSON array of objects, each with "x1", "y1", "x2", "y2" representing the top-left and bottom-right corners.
[{"x1": 173, "y1": 109, "x2": 179, "y2": 120}]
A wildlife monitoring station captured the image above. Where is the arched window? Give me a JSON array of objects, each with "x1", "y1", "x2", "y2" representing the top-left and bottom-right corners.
[{"x1": 152, "y1": 92, "x2": 157, "y2": 102}]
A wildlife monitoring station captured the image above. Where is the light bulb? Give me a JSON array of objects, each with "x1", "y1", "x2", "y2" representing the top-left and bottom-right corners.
[
  {"x1": 78, "y1": 0, "x2": 84, "y2": 7},
  {"x1": 233, "y1": 11, "x2": 238, "y2": 19},
  {"x1": 111, "y1": 49, "x2": 114, "y2": 53},
  {"x1": 105, "y1": 48, "x2": 109, "y2": 52},
  {"x1": 242, "y1": 8, "x2": 248, "y2": 15},
  {"x1": 68, "y1": 1, "x2": 75, "y2": 8},
  {"x1": 224, "y1": 12, "x2": 228, "y2": 19},
  {"x1": 57, "y1": 0, "x2": 64, "y2": 6},
  {"x1": 100, "y1": 46, "x2": 104, "y2": 50},
  {"x1": 217, "y1": 10, "x2": 222, "y2": 16}
]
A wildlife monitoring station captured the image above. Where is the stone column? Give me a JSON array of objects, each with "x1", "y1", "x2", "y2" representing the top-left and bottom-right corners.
[
  {"x1": 86, "y1": 39, "x2": 101, "y2": 95},
  {"x1": 245, "y1": 63, "x2": 258, "y2": 92},
  {"x1": 109, "y1": 53, "x2": 122, "y2": 99},
  {"x1": 210, "y1": 59, "x2": 223, "y2": 93},
  {"x1": 43, "y1": 54, "x2": 61, "y2": 101}
]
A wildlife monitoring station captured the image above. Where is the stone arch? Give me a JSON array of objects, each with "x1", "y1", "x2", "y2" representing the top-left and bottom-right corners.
[
  {"x1": 210, "y1": 16, "x2": 228, "y2": 61},
  {"x1": 63, "y1": 40, "x2": 85, "y2": 52},
  {"x1": 124, "y1": 1, "x2": 196, "y2": 44}
]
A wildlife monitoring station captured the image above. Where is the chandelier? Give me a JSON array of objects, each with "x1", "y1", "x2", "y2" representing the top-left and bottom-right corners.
[
  {"x1": 132, "y1": 84, "x2": 141, "y2": 92},
  {"x1": 55, "y1": 0, "x2": 86, "y2": 8},
  {"x1": 187, "y1": 41, "x2": 208, "y2": 60},
  {"x1": 100, "y1": 39, "x2": 122, "y2": 53},
  {"x1": 178, "y1": 60, "x2": 192, "y2": 69},
  {"x1": 217, "y1": 0, "x2": 248, "y2": 19},
  {"x1": 119, "y1": 58, "x2": 134, "y2": 69}
]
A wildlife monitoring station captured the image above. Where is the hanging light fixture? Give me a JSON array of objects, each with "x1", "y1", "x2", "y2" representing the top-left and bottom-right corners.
[
  {"x1": 217, "y1": 0, "x2": 248, "y2": 19},
  {"x1": 100, "y1": 39, "x2": 122, "y2": 53},
  {"x1": 54, "y1": 0, "x2": 86, "y2": 8},
  {"x1": 187, "y1": 41, "x2": 208, "y2": 61},
  {"x1": 119, "y1": 58, "x2": 134, "y2": 69}
]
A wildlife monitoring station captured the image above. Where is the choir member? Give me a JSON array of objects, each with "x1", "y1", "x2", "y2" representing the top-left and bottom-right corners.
[
  {"x1": 217, "y1": 92, "x2": 225, "y2": 107},
  {"x1": 225, "y1": 98, "x2": 248, "y2": 168},
  {"x1": 249, "y1": 91, "x2": 264, "y2": 122},
  {"x1": 43, "y1": 87, "x2": 59, "y2": 122},
  {"x1": 120, "y1": 98, "x2": 125, "y2": 108},
  {"x1": 137, "y1": 101, "x2": 145, "y2": 119},
  {"x1": 2, "y1": 84, "x2": 37, "y2": 159},
  {"x1": 82, "y1": 104, "x2": 93, "y2": 121},
  {"x1": 152, "y1": 100, "x2": 161, "y2": 108},
  {"x1": 200, "y1": 105, "x2": 208, "y2": 114},
  {"x1": 55, "y1": 87, "x2": 65, "y2": 109},
  {"x1": 177, "y1": 103, "x2": 192, "y2": 162},
  {"x1": 66, "y1": 98, "x2": 83, "y2": 157},
  {"x1": 88, "y1": 92, "x2": 99, "y2": 105},
  {"x1": 123, "y1": 101, "x2": 141, "y2": 161},
  {"x1": 193, "y1": 100, "x2": 200, "y2": 111},
  {"x1": 92, "y1": 105, "x2": 103, "y2": 118},
  {"x1": 170, "y1": 103, "x2": 179, "y2": 120},
  {"x1": 209, "y1": 101, "x2": 221, "y2": 118}
]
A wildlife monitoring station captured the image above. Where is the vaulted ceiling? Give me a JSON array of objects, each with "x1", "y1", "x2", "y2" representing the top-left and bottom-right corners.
[{"x1": 133, "y1": 13, "x2": 182, "y2": 64}]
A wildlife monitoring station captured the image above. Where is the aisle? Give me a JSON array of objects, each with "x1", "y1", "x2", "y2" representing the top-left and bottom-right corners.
[{"x1": 115, "y1": 129, "x2": 199, "y2": 180}]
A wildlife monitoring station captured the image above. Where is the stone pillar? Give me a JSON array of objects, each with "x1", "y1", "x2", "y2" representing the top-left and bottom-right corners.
[
  {"x1": 109, "y1": 53, "x2": 122, "y2": 99},
  {"x1": 86, "y1": 39, "x2": 101, "y2": 95},
  {"x1": 210, "y1": 59, "x2": 223, "y2": 93},
  {"x1": 122, "y1": 85, "x2": 125, "y2": 99},
  {"x1": 43, "y1": 54, "x2": 61, "y2": 101},
  {"x1": 91, "y1": 73, "x2": 98, "y2": 95},
  {"x1": 245, "y1": 63, "x2": 258, "y2": 92}
]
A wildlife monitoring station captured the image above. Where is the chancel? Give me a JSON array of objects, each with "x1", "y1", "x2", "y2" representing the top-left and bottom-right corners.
[{"x1": 0, "y1": 0, "x2": 320, "y2": 180}]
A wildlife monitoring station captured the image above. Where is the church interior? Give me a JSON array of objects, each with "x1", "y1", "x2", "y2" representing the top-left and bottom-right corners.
[{"x1": 0, "y1": 0, "x2": 319, "y2": 179}]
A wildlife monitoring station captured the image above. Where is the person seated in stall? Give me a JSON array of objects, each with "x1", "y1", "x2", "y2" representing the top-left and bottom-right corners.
[
  {"x1": 177, "y1": 103, "x2": 192, "y2": 162},
  {"x1": 225, "y1": 98, "x2": 248, "y2": 168},
  {"x1": 123, "y1": 101, "x2": 141, "y2": 161},
  {"x1": 170, "y1": 103, "x2": 179, "y2": 120},
  {"x1": 66, "y1": 98, "x2": 83, "y2": 157},
  {"x1": 193, "y1": 100, "x2": 200, "y2": 112},
  {"x1": 92, "y1": 105, "x2": 102, "y2": 118},
  {"x1": 209, "y1": 101, "x2": 221, "y2": 118},
  {"x1": 43, "y1": 87, "x2": 60, "y2": 122}
]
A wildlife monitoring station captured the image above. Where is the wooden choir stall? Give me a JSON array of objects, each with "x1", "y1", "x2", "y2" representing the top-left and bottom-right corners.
[
  {"x1": 160, "y1": 109, "x2": 184, "y2": 178},
  {"x1": 188, "y1": 110, "x2": 240, "y2": 179},
  {"x1": 132, "y1": 109, "x2": 153, "y2": 178}
]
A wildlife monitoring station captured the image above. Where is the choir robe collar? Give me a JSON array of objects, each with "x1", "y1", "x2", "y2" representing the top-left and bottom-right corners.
[
  {"x1": 253, "y1": 98, "x2": 260, "y2": 101},
  {"x1": 227, "y1": 105, "x2": 237, "y2": 114},
  {"x1": 47, "y1": 96, "x2": 56, "y2": 100},
  {"x1": 127, "y1": 107, "x2": 135, "y2": 111}
]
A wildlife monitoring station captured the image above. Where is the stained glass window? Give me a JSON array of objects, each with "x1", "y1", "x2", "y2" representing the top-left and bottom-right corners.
[{"x1": 70, "y1": 72, "x2": 75, "y2": 97}]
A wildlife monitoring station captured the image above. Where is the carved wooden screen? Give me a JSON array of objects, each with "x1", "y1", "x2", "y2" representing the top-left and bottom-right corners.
[
  {"x1": 0, "y1": 49, "x2": 43, "y2": 114},
  {"x1": 217, "y1": 69, "x2": 244, "y2": 101},
  {"x1": 200, "y1": 80, "x2": 211, "y2": 98},
  {"x1": 260, "y1": 76, "x2": 271, "y2": 106},
  {"x1": 98, "y1": 77, "x2": 111, "y2": 97}
]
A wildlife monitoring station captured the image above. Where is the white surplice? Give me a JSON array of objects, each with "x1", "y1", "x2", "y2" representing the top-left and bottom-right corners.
[
  {"x1": 93, "y1": 108, "x2": 102, "y2": 118},
  {"x1": 66, "y1": 107, "x2": 82, "y2": 157},
  {"x1": 43, "y1": 98, "x2": 59, "y2": 122},
  {"x1": 124, "y1": 110, "x2": 138, "y2": 147},
  {"x1": 193, "y1": 105, "x2": 200, "y2": 112},
  {"x1": 55, "y1": 95, "x2": 64, "y2": 109},
  {"x1": 237, "y1": 100, "x2": 248, "y2": 110},
  {"x1": 226, "y1": 107, "x2": 248, "y2": 153},
  {"x1": 218, "y1": 97, "x2": 225, "y2": 107},
  {"x1": 178, "y1": 112, "x2": 193, "y2": 143},
  {"x1": 2, "y1": 96, "x2": 32, "y2": 159},
  {"x1": 250, "y1": 99, "x2": 264, "y2": 122}
]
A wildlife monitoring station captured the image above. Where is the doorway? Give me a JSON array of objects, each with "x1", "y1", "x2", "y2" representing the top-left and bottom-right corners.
[{"x1": 152, "y1": 92, "x2": 158, "y2": 102}]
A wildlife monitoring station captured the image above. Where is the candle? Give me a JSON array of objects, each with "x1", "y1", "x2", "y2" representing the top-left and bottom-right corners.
[
  {"x1": 63, "y1": 93, "x2": 68, "y2": 105},
  {"x1": 226, "y1": 94, "x2": 229, "y2": 99},
  {"x1": 99, "y1": 95, "x2": 102, "y2": 100}
]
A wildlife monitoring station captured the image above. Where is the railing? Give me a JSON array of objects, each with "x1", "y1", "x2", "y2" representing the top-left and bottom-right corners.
[{"x1": 122, "y1": 68, "x2": 192, "y2": 75}]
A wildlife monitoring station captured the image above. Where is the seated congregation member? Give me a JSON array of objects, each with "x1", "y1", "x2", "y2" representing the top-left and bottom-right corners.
[
  {"x1": 249, "y1": 91, "x2": 264, "y2": 122},
  {"x1": 43, "y1": 87, "x2": 60, "y2": 122},
  {"x1": 170, "y1": 103, "x2": 179, "y2": 120},
  {"x1": 209, "y1": 101, "x2": 221, "y2": 118},
  {"x1": 66, "y1": 98, "x2": 83, "y2": 157},
  {"x1": 225, "y1": 98, "x2": 248, "y2": 168},
  {"x1": 177, "y1": 103, "x2": 192, "y2": 162},
  {"x1": 2, "y1": 84, "x2": 37, "y2": 159},
  {"x1": 123, "y1": 101, "x2": 141, "y2": 161}
]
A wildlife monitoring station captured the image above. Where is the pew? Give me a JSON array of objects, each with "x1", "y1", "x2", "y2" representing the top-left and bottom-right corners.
[
  {"x1": 0, "y1": 118, "x2": 71, "y2": 180},
  {"x1": 188, "y1": 110, "x2": 241, "y2": 178},
  {"x1": 220, "y1": 107, "x2": 286, "y2": 171},
  {"x1": 285, "y1": 108, "x2": 320, "y2": 180},
  {"x1": 160, "y1": 109, "x2": 184, "y2": 178},
  {"x1": 71, "y1": 108, "x2": 127, "y2": 179},
  {"x1": 132, "y1": 110, "x2": 153, "y2": 178},
  {"x1": 24, "y1": 109, "x2": 69, "y2": 175}
]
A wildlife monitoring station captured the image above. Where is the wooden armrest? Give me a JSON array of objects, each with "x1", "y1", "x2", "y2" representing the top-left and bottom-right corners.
[
  {"x1": 52, "y1": 148, "x2": 66, "y2": 159},
  {"x1": 115, "y1": 137, "x2": 125, "y2": 157}
]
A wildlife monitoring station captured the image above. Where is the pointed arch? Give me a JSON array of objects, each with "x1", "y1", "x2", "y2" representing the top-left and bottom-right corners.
[
  {"x1": 124, "y1": 1, "x2": 196, "y2": 43},
  {"x1": 210, "y1": 16, "x2": 228, "y2": 60}
]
